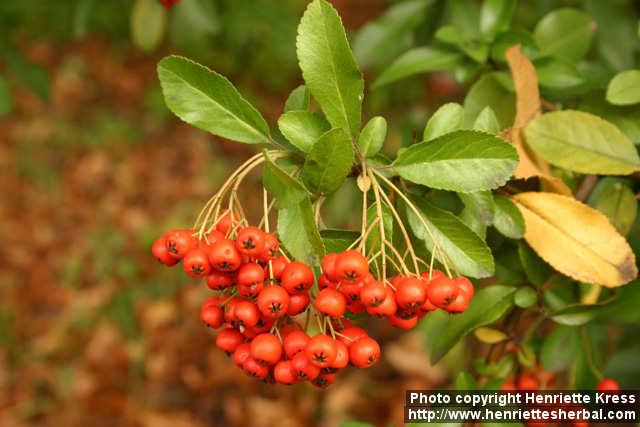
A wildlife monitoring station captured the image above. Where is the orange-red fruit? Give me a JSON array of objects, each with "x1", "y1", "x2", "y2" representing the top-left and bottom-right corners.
[
  {"x1": 335, "y1": 250, "x2": 369, "y2": 282},
  {"x1": 242, "y1": 357, "x2": 269, "y2": 379},
  {"x1": 205, "y1": 271, "x2": 235, "y2": 290},
  {"x1": 349, "y1": 337, "x2": 381, "y2": 368},
  {"x1": 237, "y1": 263, "x2": 265, "y2": 287},
  {"x1": 360, "y1": 280, "x2": 388, "y2": 307},
  {"x1": 330, "y1": 340, "x2": 349, "y2": 370},
  {"x1": 208, "y1": 239, "x2": 242, "y2": 272},
  {"x1": 236, "y1": 226, "x2": 266, "y2": 256},
  {"x1": 233, "y1": 300, "x2": 260, "y2": 327},
  {"x1": 257, "y1": 286, "x2": 290, "y2": 318},
  {"x1": 388, "y1": 313, "x2": 418, "y2": 330},
  {"x1": 250, "y1": 333, "x2": 282, "y2": 365},
  {"x1": 597, "y1": 378, "x2": 620, "y2": 392},
  {"x1": 337, "y1": 327, "x2": 368, "y2": 347},
  {"x1": 291, "y1": 351, "x2": 320, "y2": 381},
  {"x1": 312, "y1": 372, "x2": 336, "y2": 388},
  {"x1": 454, "y1": 277, "x2": 475, "y2": 299},
  {"x1": 427, "y1": 276, "x2": 459, "y2": 309},
  {"x1": 152, "y1": 236, "x2": 178, "y2": 266},
  {"x1": 273, "y1": 360, "x2": 297, "y2": 385},
  {"x1": 314, "y1": 288, "x2": 347, "y2": 318},
  {"x1": 259, "y1": 233, "x2": 280, "y2": 261},
  {"x1": 201, "y1": 303, "x2": 224, "y2": 328},
  {"x1": 281, "y1": 261, "x2": 315, "y2": 294},
  {"x1": 517, "y1": 374, "x2": 539, "y2": 391},
  {"x1": 287, "y1": 292, "x2": 310, "y2": 316},
  {"x1": 233, "y1": 343, "x2": 252, "y2": 367},
  {"x1": 395, "y1": 277, "x2": 427, "y2": 309},
  {"x1": 445, "y1": 292, "x2": 471, "y2": 314},
  {"x1": 284, "y1": 330, "x2": 310, "y2": 359},
  {"x1": 165, "y1": 229, "x2": 195, "y2": 259},
  {"x1": 215, "y1": 210, "x2": 237, "y2": 235},
  {"x1": 367, "y1": 287, "x2": 397, "y2": 317},
  {"x1": 215, "y1": 328, "x2": 244, "y2": 354},
  {"x1": 305, "y1": 334, "x2": 338, "y2": 368},
  {"x1": 182, "y1": 248, "x2": 212, "y2": 278},
  {"x1": 420, "y1": 269, "x2": 445, "y2": 282},
  {"x1": 321, "y1": 253, "x2": 340, "y2": 282}
]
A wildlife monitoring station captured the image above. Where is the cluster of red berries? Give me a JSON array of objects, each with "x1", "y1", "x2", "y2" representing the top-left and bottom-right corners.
[
  {"x1": 159, "y1": 0, "x2": 181, "y2": 8},
  {"x1": 151, "y1": 214, "x2": 474, "y2": 387}
]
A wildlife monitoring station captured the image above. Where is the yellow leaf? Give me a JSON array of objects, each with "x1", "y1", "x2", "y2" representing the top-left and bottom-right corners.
[
  {"x1": 474, "y1": 327, "x2": 508, "y2": 344},
  {"x1": 512, "y1": 192, "x2": 638, "y2": 287},
  {"x1": 504, "y1": 45, "x2": 571, "y2": 195}
]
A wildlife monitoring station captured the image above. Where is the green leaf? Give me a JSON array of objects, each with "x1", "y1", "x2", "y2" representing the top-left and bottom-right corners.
[
  {"x1": 352, "y1": 0, "x2": 431, "y2": 67},
  {"x1": 1, "y1": 45, "x2": 50, "y2": 101},
  {"x1": 340, "y1": 422, "x2": 374, "y2": 427},
  {"x1": 277, "y1": 111, "x2": 330, "y2": 153},
  {"x1": 458, "y1": 191, "x2": 494, "y2": 226},
  {"x1": 131, "y1": 0, "x2": 166, "y2": 53},
  {"x1": 463, "y1": 72, "x2": 515, "y2": 129},
  {"x1": 284, "y1": 85, "x2": 310, "y2": 112},
  {"x1": 472, "y1": 106, "x2": 500, "y2": 134},
  {"x1": 493, "y1": 195, "x2": 525, "y2": 239},
  {"x1": 606, "y1": 70, "x2": 640, "y2": 106},
  {"x1": 359, "y1": 116, "x2": 387, "y2": 158},
  {"x1": 549, "y1": 295, "x2": 619, "y2": 326},
  {"x1": 393, "y1": 130, "x2": 519, "y2": 193},
  {"x1": 73, "y1": 0, "x2": 96, "y2": 38},
  {"x1": 533, "y1": 8, "x2": 595, "y2": 62},
  {"x1": 296, "y1": 0, "x2": 364, "y2": 138},
  {"x1": 480, "y1": 0, "x2": 516, "y2": 40},
  {"x1": 588, "y1": 178, "x2": 637, "y2": 236},
  {"x1": 422, "y1": 285, "x2": 516, "y2": 363},
  {"x1": 535, "y1": 58, "x2": 585, "y2": 89},
  {"x1": 455, "y1": 372, "x2": 476, "y2": 390},
  {"x1": 262, "y1": 156, "x2": 308, "y2": 208},
  {"x1": 373, "y1": 47, "x2": 463, "y2": 87},
  {"x1": 518, "y1": 241, "x2": 551, "y2": 287},
  {"x1": 321, "y1": 229, "x2": 359, "y2": 254},
  {"x1": 585, "y1": 0, "x2": 636, "y2": 71},
  {"x1": 157, "y1": 56, "x2": 270, "y2": 144},
  {"x1": 540, "y1": 325, "x2": 580, "y2": 371},
  {"x1": 514, "y1": 287, "x2": 537, "y2": 308},
  {"x1": 301, "y1": 128, "x2": 354, "y2": 195},
  {"x1": 517, "y1": 343, "x2": 536, "y2": 368},
  {"x1": 524, "y1": 110, "x2": 640, "y2": 175},
  {"x1": 434, "y1": 25, "x2": 489, "y2": 63},
  {"x1": 277, "y1": 198, "x2": 325, "y2": 265},
  {"x1": 580, "y1": 92, "x2": 640, "y2": 145},
  {"x1": 423, "y1": 103, "x2": 464, "y2": 141},
  {"x1": 406, "y1": 197, "x2": 495, "y2": 278},
  {"x1": 604, "y1": 347, "x2": 640, "y2": 389},
  {"x1": 0, "y1": 75, "x2": 12, "y2": 115}
]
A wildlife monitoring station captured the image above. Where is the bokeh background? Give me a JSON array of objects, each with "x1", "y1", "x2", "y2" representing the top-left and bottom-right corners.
[{"x1": 1, "y1": 1, "x2": 638, "y2": 426}]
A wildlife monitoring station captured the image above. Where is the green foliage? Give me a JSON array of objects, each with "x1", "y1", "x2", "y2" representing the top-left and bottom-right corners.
[
  {"x1": 532, "y1": 8, "x2": 595, "y2": 62},
  {"x1": 277, "y1": 198, "x2": 325, "y2": 266},
  {"x1": 301, "y1": 128, "x2": 354, "y2": 196},
  {"x1": 373, "y1": 47, "x2": 462, "y2": 87},
  {"x1": 130, "y1": 0, "x2": 166, "y2": 53},
  {"x1": 358, "y1": 116, "x2": 387, "y2": 158},
  {"x1": 606, "y1": 70, "x2": 640, "y2": 106},
  {"x1": 278, "y1": 111, "x2": 330, "y2": 153},
  {"x1": 423, "y1": 103, "x2": 464, "y2": 141}
]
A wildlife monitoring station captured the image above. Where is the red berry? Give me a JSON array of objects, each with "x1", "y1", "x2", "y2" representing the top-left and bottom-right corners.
[
  {"x1": 420, "y1": 269, "x2": 445, "y2": 282},
  {"x1": 281, "y1": 261, "x2": 314, "y2": 294},
  {"x1": 445, "y1": 292, "x2": 471, "y2": 313},
  {"x1": 257, "y1": 286, "x2": 290, "y2": 318},
  {"x1": 517, "y1": 374, "x2": 539, "y2": 391},
  {"x1": 268, "y1": 256, "x2": 289, "y2": 280},
  {"x1": 165, "y1": 229, "x2": 196, "y2": 259},
  {"x1": 321, "y1": 253, "x2": 340, "y2": 282},
  {"x1": 597, "y1": 378, "x2": 620, "y2": 392},
  {"x1": 215, "y1": 210, "x2": 238, "y2": 235},
  {"x1": 205, "y1": 271, "x2": 235, "y2": 290},
  {"x1": 242, "y1": 357, "x2": 269, "y2": 379},
  {"x1": 314, "y1": 288, "x2": 347, "y2": 318},
  {"x1": 284, "y1": 330, "x2": 310, "y2": 359},
  {"x1": 360, "y1": 280, "x2": 388, "y2": 307},
  {"x1": 182, "y1": 248, "x2": 212, "y2": 278},
  {"x1": 223, "y1": 297, "x2": 242, "y2": 323},
  {"x1": 201, "y1": 303, "x2": 224, "y2": 328},
  {"x1": 233, "y1": 300, "x2": 260, "y2": 327},
  {"x1": 418, "y1": 297, "x2": 438, "y2": 314},
  {"x1": 454, "y1": 277, "x2": 475, "y2": 299},
  {"x1": 329, "y1": 340, "x2": 349, "y2": 370},
  {"x1": 427, "y1": 276, "x2": 459, "y2": 309},
  {"x1": 208, "y1": 239, "x2": 242, "y2": 272},
  {"x1": 349, "y1": 337, "x2": 381, "y2": 368},
  {"x1": 273, "y1": 360, "x2": 297, "y2": 385},
  {"x1": 337, "y1": 327, "x2": 368, "y2": 347},
  {"x1": 237, "y1": 263, "x2": 265, "y2": 287},
  {"x1": 335, "y1": 250, "x2": 369, "y2": 282},
  {"x1": 346, "y1": 300, "x2": 365, "y2": 314},
  {"x1": 233, "y1": 343, "x2": 252, "y2": 367},
  {"x1": 311, "y1": 372, "x2": 336, "y2": 388},
  {"x1": 236, "y1": 226, "x2": 266, "y2": 256},
  {"x1": 501, "y1": 378, "x2": 517, "y2": 391},
  {"x1": 388, "y1": 313, "x2": 418, "y2": 330},
  {"x1": 291, "y1": 351, "x2": 320, "y2": 381},
  {"x1": 237, "y1": 281, "x2": 264, "y2": 299},
  {"x1": 395, "y1": 277, "x2": 427, "y2": 309},
  {"x1": 152, "y1": 235, "x2": 178, "y2": 266},
  {"x1": 250, "y1": 333, "x2": 282, "y2": 365},
  {"x1": 367, "y1": 287, "x2": 397, "y2": 317},
  {"x1": 259, "y1": 233, "x2": 280, "y2": 261},
  {"x1": 318, "y1": 274, "x2": 337, "y2": 290},
  {"x1": 305, "y1": 334, "x2": 338, "y2": 368},
  {"x1": 215, "y1": 328, "x2": 244, "y2": 354},
  {"x1": 340, "y1": 281, "x2": 364, "y2": 302},
  {"x1": 287, "y1": 293, "x2": 310, "y2": 316}
]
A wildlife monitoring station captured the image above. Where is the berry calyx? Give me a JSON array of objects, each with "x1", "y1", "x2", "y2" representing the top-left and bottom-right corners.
[
  {"x1": 281, "y1": 261, "x2": 314, "y2": 294},
  {"x1": 305, "y1": 334, "x2": 338, "y2": 368},
  {"x1": 257, "y1": 285, "x2": 290, "y2": 318},
  {"x1": 236, "y1": 226, "x2": 266, "y2": 256},
  {"x1": 427, "y1": 276, "x2": 459, "y2": 309}
]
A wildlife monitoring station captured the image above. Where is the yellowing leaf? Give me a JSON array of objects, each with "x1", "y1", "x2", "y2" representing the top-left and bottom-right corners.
[
  {"x1": 474, "y1": 327, "x2": 508, "y2": 344},
  {"x1": 504, "y1": 45, "x2": 571, "y2": 195},
  {"x1": 512, "y1": 192, "x2": 638, "y2": 287}
]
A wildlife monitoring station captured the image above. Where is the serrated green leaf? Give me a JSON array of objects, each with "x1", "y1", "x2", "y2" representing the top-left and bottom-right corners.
[
  {"x1": 535, "y1": 58, "x2": 585, "y2": 89},
  {"x1": 422, "y1": 285, "x2": 516, "y2": 363},
  {"x1": 321, "y1": 229, "x2": 359, "y2": 254},
  {"x1": 517, "y1": 242, "x2": 551, "y2": 287},
  {"x1": 359, "y1": 116, "x2": 387, "y2": 158},
  {"x1": 262, "y1": 156, "x2": 308, "y2": 208},
  {"x1": 480, "y1": 0, "x2": 516, "y2": 40},
  {"x1": 393, "y1": 130, "x2": 518, "y2": 193},
  {"x1": 157, "y1": 56, "x2": 270, "y2": 144},
  {"x1": 588, "y1": 177, "x2": 637, "y2": 236},
  {"x1": 296, "y1": 0, "x2": 363, "y2": 138},
  {"x1": 533, "y1": 8, "x2": 595, "y2": 62},
  {"x1": 525, "y1": 110, "x2": 640, "y2": 175},
  {"x1": 373, "y1": 47, "x2": 463, "y2": 87},
  {"x1": 458, "y1": 209, "x2": 486, "y2": 240},
  {"x1": 277, "y1": 111, "x2": 330, "y2": 153},
  {"x1": 463, "y1": 72, "x2": 515, "y2": 129},
  {"x1": 406, "y1": 197, "x2": 495, "y2": 278},
  {"x1": 606, "y1": 70, "x2": 640, "y2": 106},
  {"x1": 514, "y1": 287, "x2": 537, "y2": 308},
  {"x1": 352, "y1": 0, "x2": 431, "y2": 67},
  {"x1": 0, "y1": 75, "x2": 12, "y2": 115},
  {"x1": 301, "y1": 128, "x2": 354, "y2": 195},
  {"x1": 277, "y1": 198, "x2": 325, "y2": 265},
  {"x1": 540, "y1": 325, "x2": 580, "y2": 371},
  {"x1": 472, "y1": 106, "x2": 500, "y2": 133},
  {"x1": 131, "y1": 0, "x2": 166, "y2": 53},
  {"x1": 423, "y1": 103, "x2": 464, "y2": 141},
  {"x1": 493, "y1": 195, "x2": 524, "y2": 239},
  {"x1": 459, "y1": 191, "x2": 494, "y2": 226},
  {"x1": 284, "y1": 85, "x2": 310, "y2": 112}
]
